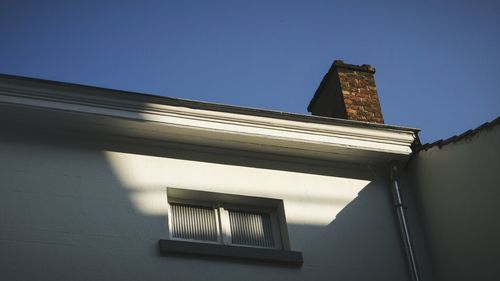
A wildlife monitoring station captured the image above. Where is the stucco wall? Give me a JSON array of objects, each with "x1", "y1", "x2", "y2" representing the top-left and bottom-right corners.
[
  {"x1": 406, "y1": 124, "x2": 500, "y2": 281},
  {"x1": 0, "y1": 132, "x2": 409, "y2": 281}
]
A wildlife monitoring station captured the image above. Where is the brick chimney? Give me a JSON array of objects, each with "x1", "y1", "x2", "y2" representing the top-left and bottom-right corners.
[{"x1": 307, "y1": 60, "x2": 384, "y2": 123}]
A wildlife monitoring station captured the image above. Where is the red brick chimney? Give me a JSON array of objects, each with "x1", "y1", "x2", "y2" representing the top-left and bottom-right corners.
[{"x1": 307, "y1": 60, "x2": 384, "y2": 123}]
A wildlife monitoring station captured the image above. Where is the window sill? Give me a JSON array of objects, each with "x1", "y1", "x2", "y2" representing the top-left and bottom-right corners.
[{"x1": 158, "y1": 239, "x2": 303, "y2": 266}]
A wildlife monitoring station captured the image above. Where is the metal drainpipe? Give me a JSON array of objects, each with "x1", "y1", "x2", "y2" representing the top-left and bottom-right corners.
[{"x1": 391, "y1": 164, "x2": 421, "y2": 281}]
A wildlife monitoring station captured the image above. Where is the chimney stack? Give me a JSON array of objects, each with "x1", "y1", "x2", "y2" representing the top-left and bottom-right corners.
[{"x1": 307, "y1": 60, "x2": 384, "y2": 123}]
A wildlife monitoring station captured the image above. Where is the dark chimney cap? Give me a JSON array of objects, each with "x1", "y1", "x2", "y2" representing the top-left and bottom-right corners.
[{"x1": 332, "y1": 60, "x2": 376, "y2": 73}]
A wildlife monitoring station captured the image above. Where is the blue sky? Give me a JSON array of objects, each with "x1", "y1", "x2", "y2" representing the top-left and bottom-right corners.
[{"x1": 1, "y1": 0, "x2": 499, "y2": 143}]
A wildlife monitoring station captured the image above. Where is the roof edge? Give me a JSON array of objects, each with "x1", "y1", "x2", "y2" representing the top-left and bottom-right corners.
[
  {"x1": 419, "y1": 116, "x2": 500, "y2": 151},
  {"x1": 0, "y1": 72, "x2": 419, "y2": 162},
  {"x1": 0, "y1": 73, "x2": 418, "y2": 133}
]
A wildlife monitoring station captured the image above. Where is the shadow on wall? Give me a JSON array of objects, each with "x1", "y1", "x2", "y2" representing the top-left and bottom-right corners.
[{"x1": 0, "y1": 127, "x2": 409, "y2": 281}]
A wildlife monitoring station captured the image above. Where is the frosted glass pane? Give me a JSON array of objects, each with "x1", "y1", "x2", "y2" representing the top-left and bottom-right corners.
[
  {"x1": 228, "y1": 210, "x2": 274, "y2": 248},
  {"x1": 171, "y1": 203, "x2": 218, "y2": 242}
]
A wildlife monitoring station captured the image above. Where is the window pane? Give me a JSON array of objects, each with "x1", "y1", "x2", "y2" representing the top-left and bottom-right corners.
[
  {"x1": 228, "y1": 210, "x2": 275, "y2": 248},
  {"x1": 171, "y1": 203, "x2": 218, "y2": 242}
]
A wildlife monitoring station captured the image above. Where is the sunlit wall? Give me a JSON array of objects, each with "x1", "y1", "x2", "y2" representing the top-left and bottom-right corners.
[{"x1": 0, "y1": 134, "x2": 409, "y2": 280}]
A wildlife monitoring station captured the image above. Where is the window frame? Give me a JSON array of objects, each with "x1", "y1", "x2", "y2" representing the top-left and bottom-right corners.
[{"x1": 166, "y1": 188, "x2": 289, "y2": 251}]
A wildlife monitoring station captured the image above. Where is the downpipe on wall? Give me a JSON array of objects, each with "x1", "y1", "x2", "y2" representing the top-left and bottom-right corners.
[{"x1": 391, "y1": 164, "x2": 421, "y2": 281}]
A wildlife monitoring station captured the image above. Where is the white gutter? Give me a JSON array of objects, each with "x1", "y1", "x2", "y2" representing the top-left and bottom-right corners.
[{"x1": 0, "y1": 74, "x2": 418, "y2": 163}]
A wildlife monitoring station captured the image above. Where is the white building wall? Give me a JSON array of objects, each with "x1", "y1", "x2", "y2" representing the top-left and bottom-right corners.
[
  {"x1": 405, "y1": 124, "x2": 500, "y2": 281},
  {"x1": 0, "y1": 132, "x2": 410, "y2": 281}
]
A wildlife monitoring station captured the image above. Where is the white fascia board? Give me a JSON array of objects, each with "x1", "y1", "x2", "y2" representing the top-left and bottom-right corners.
[
  {"x1": 0, "y1": 77, "x2": 417, "y2": 161},
  {"x1": 139, "y1": 103, "x2": 415, "y2": 155}
]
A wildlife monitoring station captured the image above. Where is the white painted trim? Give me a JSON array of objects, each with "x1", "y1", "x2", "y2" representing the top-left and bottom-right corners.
[
  {"x1": 0, "y1": 78, "x2": 417, "y2": 162},
  {"x1": 218, "y1": 207, "x2": 231, "y2": 245}
]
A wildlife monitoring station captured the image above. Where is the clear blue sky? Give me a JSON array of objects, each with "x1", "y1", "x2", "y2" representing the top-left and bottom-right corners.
[{"x1": 1, "y1": 0, "x2": 499, "y2": 143}]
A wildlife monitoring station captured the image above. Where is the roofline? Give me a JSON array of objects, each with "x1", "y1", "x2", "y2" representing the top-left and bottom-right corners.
[
  {"x1": 419, "y1": 116, "x2": 500, "y2": 151},
  {"x1": 0, "y1": 73, "x2": 419, "y2": 163},
  {"x1": 0, "y1": 73, "x2": 419, "y2": 134}
]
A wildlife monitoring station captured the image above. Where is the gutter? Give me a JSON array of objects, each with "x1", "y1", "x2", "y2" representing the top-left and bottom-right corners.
[
  {"x1": 0, "y1": 74, "x2": 417, "y2": 163},
  {"x1": 0, "y1": 73, "x2": 420, "y2": 133}
]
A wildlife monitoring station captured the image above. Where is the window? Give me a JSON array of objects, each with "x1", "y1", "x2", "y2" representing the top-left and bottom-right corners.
[
  {"x1": 159, "y1": 188, "x2": 303, "y2": 266},
  {"x1": 167, "y1": 191, "x2": 284, "y2": 249}
]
